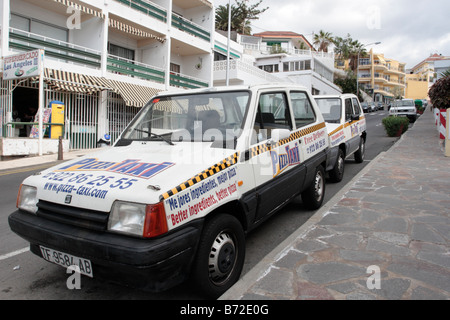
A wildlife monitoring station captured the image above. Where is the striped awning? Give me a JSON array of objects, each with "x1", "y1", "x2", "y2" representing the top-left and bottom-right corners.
[
  {"x1": 107, "y1": 79, "x2": 160, "y2": 108},
  {"x1": 44, "y1": 69, "x2": 160, "y2": 108},
  {"x1": 109, "y1": 19, "x2": 165, "y2": 43},
  {"x1": 51, "y1": 0, "x2": 104, "y2": 18},
  {"x1": 44, "y1": 69, "x2": 110, "y2": 93}
]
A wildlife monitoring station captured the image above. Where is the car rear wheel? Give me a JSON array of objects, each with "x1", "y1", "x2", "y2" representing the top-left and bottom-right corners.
[
  {"x1": 354, "y1": 137, "x2": 365, "y2": 163},
  {"x1": 301, "y1": 165, "x2": 325, "y2": 210},
  {"x1": 191, "y1": 214, "x2": 245, "y2": 298},
  {"x1": 329, "y1": 149, "x2": 345, "y2": 183}
]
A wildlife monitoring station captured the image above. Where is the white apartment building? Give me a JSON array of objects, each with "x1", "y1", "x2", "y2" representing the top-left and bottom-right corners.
[
  {"x1": 1, "y1": 0, "x2": 216, "y2": 156},
  {"x1": 222, "y1": 32, "x2": 341, "y2": 96}
]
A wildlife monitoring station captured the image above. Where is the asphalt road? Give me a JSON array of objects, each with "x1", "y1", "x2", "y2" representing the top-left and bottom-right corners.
[{"x1": 0, "y1": 109, "x2": 401, "y2": 300}]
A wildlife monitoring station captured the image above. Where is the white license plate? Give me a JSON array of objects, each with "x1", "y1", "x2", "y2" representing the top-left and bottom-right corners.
[{"x1": 39, "y1": 246, "x2": 93, "y2": 278}]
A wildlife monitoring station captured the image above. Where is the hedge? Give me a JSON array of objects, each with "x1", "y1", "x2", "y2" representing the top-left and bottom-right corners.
[{"x1": 382, "y1": 116, "x2": 410, "y2": 137}]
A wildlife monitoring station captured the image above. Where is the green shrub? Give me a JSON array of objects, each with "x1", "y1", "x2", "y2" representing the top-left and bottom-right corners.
[{"x1": 382, "y1": 116, "x2": 410, "y2": 137}]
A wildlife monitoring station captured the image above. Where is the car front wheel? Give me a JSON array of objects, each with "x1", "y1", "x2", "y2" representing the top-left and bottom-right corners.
[{"x1": 191, "y1": 214, "x2": 245, "y2": 298}]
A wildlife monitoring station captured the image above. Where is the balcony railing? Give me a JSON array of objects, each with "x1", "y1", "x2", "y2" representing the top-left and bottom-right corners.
[
  {"x1": 172, "y1": 13, "x2": 211, "y2": 42},
  {"x1": 241, "y1": 43, "x2": 334, "y2": 60},
  {"x1": 114, "y1": 0, "x2": 167, "y2": 22},
  {"x1": 170, "y1": 72, "x2": 209, "y2": 89},
  {"x1": 9, "y1": 28, "x2": 101, "y2": 69},
  {"x1": 107, "y1": 54, "x2": 165, "y2": 84}
]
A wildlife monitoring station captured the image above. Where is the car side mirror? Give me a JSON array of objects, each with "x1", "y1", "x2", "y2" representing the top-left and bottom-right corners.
[
  {"x1": 351, "y1": 114, "x2": 360, "y2": 121},
  {"x1": 267, "y1": 129, "x2": 291, "y2": 147}
]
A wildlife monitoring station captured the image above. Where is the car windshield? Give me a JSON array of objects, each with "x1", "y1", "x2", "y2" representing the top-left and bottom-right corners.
[
  {"x1": 399, "y1": 100, "x2": 414, "y2": 106},
  {"x1": 120, "y1": 91, "x2": 250, "y2": 146},
  {"x1": 315, "y1": 98, "x2": 341, "y2": 123}
]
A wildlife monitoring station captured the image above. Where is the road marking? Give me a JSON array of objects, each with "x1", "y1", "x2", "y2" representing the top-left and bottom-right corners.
[
  {"x1": 0, "y1": 164, "x2": 54, "y2": 176},
  {"x1": 0, "y1": 247, "x2": 29, "y2": 261}
]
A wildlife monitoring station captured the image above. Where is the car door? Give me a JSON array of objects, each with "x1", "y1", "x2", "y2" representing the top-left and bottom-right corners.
[
  {"x1": 248, "y1": 90, "x2": 302, "y2": 222},
  {"x1": 344, "y1": 98, "x2": 360, "y2": 155}
]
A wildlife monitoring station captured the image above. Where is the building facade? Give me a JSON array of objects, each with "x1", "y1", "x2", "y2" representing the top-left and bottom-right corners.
[
  {"x1": 405, "y1": 53, "x2": 450, "y2": 100},
  {"x1": 220, "y1": 31, "x2": 341, "y2": 95},
  {"x1": 1, "y1": 0, "x2": 215, "y2": 156},
  {"x1": 357, "y1": 49, "x2": 406, "y2": 104}
]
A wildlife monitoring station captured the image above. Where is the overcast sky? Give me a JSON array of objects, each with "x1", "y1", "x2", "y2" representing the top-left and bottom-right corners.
[{"x1": 214, "y1": 0, "x2": 450, "y2": 69}]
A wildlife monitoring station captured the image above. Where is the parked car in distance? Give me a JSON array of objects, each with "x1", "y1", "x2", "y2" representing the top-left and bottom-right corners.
[
  {"x1": 389, "y1": 99, "x2": 417, "y2": 123},
  {"x1": 314, "y1": 94, "x2": 367, "y2": 182},
  {"x1": 361, "y1": 102, "x2": 370, "y2": 113}
]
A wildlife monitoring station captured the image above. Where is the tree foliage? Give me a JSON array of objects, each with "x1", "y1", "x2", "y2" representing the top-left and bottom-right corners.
[
  {"x1": 333, "y1": 34, "x2": 368, "y2": 71},
  {"x1": 313, "y1": 30, "x2": 333, "y2": 53},
  {"x1": 334, "y1": 71, "x2": 357, "y2": 95},
  {"x1": 215, "y1": 0, "x2": 268, "y2": 35}
]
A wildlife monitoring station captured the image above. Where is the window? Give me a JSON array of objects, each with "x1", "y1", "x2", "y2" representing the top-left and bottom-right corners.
[
  {"x1": 170, "y1": 63, "x2": 181, "y2": 74},
  {"x1": 315, "y1": 98, "x2": 341, "y2": 123},
  {"x1": 345, "y1": 99, "x2": 353, "y2": 121},
  {"x1": 253, "y1": 92, "x2": 291, "y2": 141},
  {"x1": 290, "y1": 92, "x2": 316, "y2": 128},
  {"x1": 352, "y1": 98, "x2": 361, "y2": 115},
  {"x1": 11, "y1": 13, "x2": 68, "y2": 42},
  {"x1": 282, "y1": 60, "x2": 312, "y2": 72},
  {"x1": 259, "y1": 64, "x2": 279, "y2": 73},
  {"x1": 108, "y1": 43, "x2": 135, "y2": 60}
]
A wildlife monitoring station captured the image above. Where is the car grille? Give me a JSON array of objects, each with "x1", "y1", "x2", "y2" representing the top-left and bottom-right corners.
[{"x1": 36, "y1": 200, "x2": 109, "y2": 231}]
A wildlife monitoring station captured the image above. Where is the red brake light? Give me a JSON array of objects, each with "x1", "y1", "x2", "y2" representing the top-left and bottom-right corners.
[{"x1": 143, "y1": 202, "x2": 168, "y2": 238}]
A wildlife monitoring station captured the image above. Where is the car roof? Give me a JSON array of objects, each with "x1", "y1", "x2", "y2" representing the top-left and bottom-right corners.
[
  {"x1": 156, "y1": 83, "x2": 309, "y2": 97},
  {"x1": 314, "y1": 93, "x2": 358, "y2": 100}
]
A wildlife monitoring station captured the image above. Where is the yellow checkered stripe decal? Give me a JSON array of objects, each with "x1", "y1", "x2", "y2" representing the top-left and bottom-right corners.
[
  {"x1": 329, "y1": 125, "x2": 344, "y2": 136},
  {"x1": 249, "y1": 122, "x2": 326, "y2": 158},
  {"x1": 160, "y1": 153, "x2": 239, "y2": 201}
]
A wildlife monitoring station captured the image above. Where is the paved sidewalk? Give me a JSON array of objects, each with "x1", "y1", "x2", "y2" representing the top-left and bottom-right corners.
[
  {"x1": 0, "y1": 148, "x2": 98, "y2": 171},
  {"x1": 221, "y1": 110, "x2": 450, "y2": 300}
]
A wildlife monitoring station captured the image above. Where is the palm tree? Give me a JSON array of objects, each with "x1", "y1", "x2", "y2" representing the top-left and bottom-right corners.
[
  {"x1": 332, "y1": 34, "x2": 368, "y2": 71},
  {"x1": 313, "y1": 30, "x2": 333, "y2": 52},
  {"x1": 215, "y1": 3, "x2": 241, "y2": 32}
]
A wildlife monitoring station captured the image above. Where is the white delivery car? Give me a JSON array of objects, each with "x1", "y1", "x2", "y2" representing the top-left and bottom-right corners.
[
  {"x1": 9, "y1": 84, "x2": 329, "y2": 298},
  {"x1": 389, "y1": 99, "x2": 417, "y2": 123},
  {"x1": 314, "y1": 94, "x2": 367, "y2": 182}
]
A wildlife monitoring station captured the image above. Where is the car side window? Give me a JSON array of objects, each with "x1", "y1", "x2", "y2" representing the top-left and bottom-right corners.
[
  {"x1": 290, "y1": 91, "x2": 316, "y2": 128},
  {"x1": 345, "y1": 99, "x2": 353, "y2": 121},
  {"x1": 352, "y1": 98, "x2": 361, "y2": 116},
  {"x1": 253, "y1": 92, "x2": 292, "y2": 142}
]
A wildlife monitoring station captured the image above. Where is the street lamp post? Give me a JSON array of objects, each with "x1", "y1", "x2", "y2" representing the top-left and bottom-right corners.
[
  {"x1": 357, "y1": 41, "x2": 381, "y2": 99},
  {"x1": 226, "y1": 0, "x2": 231, "y2": 86}
]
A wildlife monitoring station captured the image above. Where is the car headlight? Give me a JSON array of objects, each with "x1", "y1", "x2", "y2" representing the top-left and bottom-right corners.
[
  {"x1": 108, "y1": 201, "x2": 168, "y2": 238},
  {"x1": 17, "y1": 184, "x2": 38, "y2": 214}
]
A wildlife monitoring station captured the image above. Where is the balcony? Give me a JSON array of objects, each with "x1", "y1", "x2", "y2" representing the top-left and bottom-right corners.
[
  {"x1": 170, "y1": 72, "x2": 209, "y2": 89},
  {"x1": 114, "y1": 0, "x2": 167, "y2": 22},
  {"x1": 171, "y1": 13, "x2": 211, "y2": 42},
  {"x1": 107, "y1": 54, "x2": 165, "y2": 84},
  {"x1": 9, "y1": 28, "x2": 101, "y2": 69}
]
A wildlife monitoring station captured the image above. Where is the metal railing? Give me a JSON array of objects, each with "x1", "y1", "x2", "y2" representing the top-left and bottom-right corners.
[
  {"x1": 114, "y1": 0, "x2": 167, "y2": 22},
  {"x1": 172, "y1": 13, "x2": 211, "y2": 42},
  {"x1": 107, "y1": 54, "x2": 166, "y2": 84},
  {"x1": 9, "y1": 28, "x2": 102, "y2": 69}
]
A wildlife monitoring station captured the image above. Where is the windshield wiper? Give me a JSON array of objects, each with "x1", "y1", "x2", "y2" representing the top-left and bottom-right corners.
[{"x1": 134, "y1": 128, "x2": 174, "y2": 146}]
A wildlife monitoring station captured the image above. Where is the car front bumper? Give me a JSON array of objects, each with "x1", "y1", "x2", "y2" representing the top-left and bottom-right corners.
[{"x1": 9, "y1": 210, "x2": 203, "y2": 292}]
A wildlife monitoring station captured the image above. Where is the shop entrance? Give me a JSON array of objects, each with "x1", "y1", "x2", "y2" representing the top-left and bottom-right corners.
[{"x1": 12, "y1": 87, "x2": 38, "y2": 137}]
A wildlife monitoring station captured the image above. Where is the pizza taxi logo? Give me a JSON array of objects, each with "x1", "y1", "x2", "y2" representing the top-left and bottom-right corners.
[
  {"x1": 270, "y1": 143, "x2": 301, "y2": 177},
  {"x1": 57, "y1": 158, "x2": 175, "y2": 179}
]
